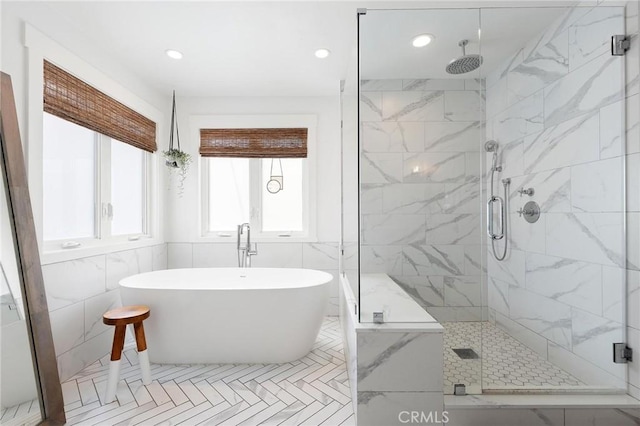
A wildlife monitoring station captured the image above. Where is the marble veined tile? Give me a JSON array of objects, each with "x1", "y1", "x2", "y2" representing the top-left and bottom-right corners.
[
  {"x1": 523, "y1": 111, "x2": 599, "y2": 174},
  {"x1": 441, "y1": 176, "x2": 480, "y2": 215},
  {"x1": 487, "y1": 248, "x2": 525, "y2": 287},
  {"x1": 569, "y1": 7, "x2": 624, "y2": 72},
  {"x1": 43, "y1": 255, "x2": 106, "y2": 312},
  {"x1": 571, "y1": 157, "x2": 624, "y2": 212},
  {"x1": 546, "y1": 212, "x2": 625, "y2": 268},
  {"x1": 544, "y1": 52, "x2": 623, "y2": 128},
  {"x1": 357, "y1": 332, "x2": 443, "y2": 392},
  {"x1": 571, "y1": 308, "x2": 625, "y2": 378},
  {"x1": 360, "y1": 92, "x2": 383, "y2": 122},
  {"x1": 360, "y1": 245, "x2": 403, "y2": 275},
  {"x1": 525, "y1": 252, "x2": 602, "y2": 315},
  {"x1": 403, "y1": 152, "x2": 466, "y2": 184},
  {"x1": 444, "y1": 91, "x2": 483, "y2": 122},
  {"x1": 425, "y1": 214, "x2": 479, "y2": 245},
  {"x1": 361, "y1": 214, "x2": 426, "y2": 246},
  {"x1": 492, "y1": 90, "x2": 543, "y2": 145},
  {"x1": 509, "y1": 286, "x2": 572, "y2": 349},
  {"x1": 392, "y1": 275, "x2": 445, "y2": 308},
  {"x1": 402, "y1": 244, "x2": 465, "y2": 276},
  {"x1": 360, "y1": 183, "x2": 384, "y2": 214},
  {"x1": 486, "y1": 48, "x2": 523, "y2": 89},
  {"x1": 486, "y1": 77, "x2": 508, "y2": 120},
  {"x1": 362, "y1": 121, "x2": 424, "y2": 153},
  {"x1": 599, "y1": 99, "x2": 624, "y2": 159},
  {"x1": 488, "y1": 277, "x2": 510, "y2": 317},
  {"x1": 508, "y1": 212, "x2": 546, "y2": 254},
  {"x1": 360, "y1": 79, "x2": 403, "y2": 91},
  {"x1": 84, "y1": 290, "x2": 122, "y2": 341},
  {"x1": 601, "y1": 266, "x2": 625, "y2": 324},
  {"x1": 508, "y1": 28, "x2": 568, "y2": 106},
  {"x1": 444, "y1": 276, "x2": 481, "y2": 307},
  {"x1": 360, "y1": 153, "x2": 403, "y2": 184},
  {"x1": 402, "y1": 79, "x2": 464, "y2": 91},
  {"x1": 106, "y1": 249, "x2": 149, "y2": 290},
  {"x1": 507, "y1": 168, "x2": 571, "y2": 212},
  {"x1": 423, "y1": 121, "x2": 482, "y2": 153},
  {"x1": 382, "y1": 183, "x2": 445, "y2": 215},
  {"x1": 382, "y1": 91, "x2": 445, "y2": 122}
]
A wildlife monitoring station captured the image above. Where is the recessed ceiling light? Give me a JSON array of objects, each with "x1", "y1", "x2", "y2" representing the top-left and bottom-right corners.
[
  {"x1": 412, "y1": 34, "x2": 434, "y2": 48},
  {"x1": 165, "y1": 49, "x2": 183, "y2": 60},
  {"x1": 315, "y1": 48, "x2": 330, "y2": 59}
]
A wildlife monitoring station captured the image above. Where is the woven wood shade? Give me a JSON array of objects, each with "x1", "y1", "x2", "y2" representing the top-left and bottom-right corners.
[
  {"x1": 43, "y1": 60, "x2": 157, "y2": 152},
  {"x1": 200, "y1": 128, "x2": 307, "y2": 158}
]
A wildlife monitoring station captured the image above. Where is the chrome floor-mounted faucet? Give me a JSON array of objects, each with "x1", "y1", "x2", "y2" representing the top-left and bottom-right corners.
[{"x1": 237, "y1": 223, "x2": 258, "y2": 267}]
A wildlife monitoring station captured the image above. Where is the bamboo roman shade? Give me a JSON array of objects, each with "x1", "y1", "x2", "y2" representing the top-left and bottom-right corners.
[
  {"x1": 43, "y1": 60, "x2": 157, "y2": 152},
  {"x1": 200, "y1": 128, "x2": 308, "y2": 158}
]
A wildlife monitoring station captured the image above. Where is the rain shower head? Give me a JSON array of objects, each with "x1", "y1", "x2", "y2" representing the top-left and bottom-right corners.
[
  {"x1": 446, "y1": 39, "x2": 483, "y2": 75},
  {"x1": 484, "y1": 140, "x2": 498, "y2": 152}
]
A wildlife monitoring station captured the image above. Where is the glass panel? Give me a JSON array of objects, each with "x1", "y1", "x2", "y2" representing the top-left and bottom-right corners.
[
  {"x1": 208, "y1": 158, "x2": 250, "y2": 231},
  {"x1": 42, "y1": 112, "x2": 96, "y2": 241},
  {"x1": 481, "y1": 4, "x2": 627, "y2": 393},
  {"x1": 261, "y1": 159, "x2": 303, "y2": 232},
  {"x1": 111, "y1": 139, "x2": 145, "y2": 235},
  {"x1": 0, "y1": 150, "x2": 41, "y2": 423},
  {"x1": 358, "y1": 8, "x2": 483, "y2": 328}
]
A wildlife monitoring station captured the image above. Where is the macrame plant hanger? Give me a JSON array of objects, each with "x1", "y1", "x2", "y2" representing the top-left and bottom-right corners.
[{"x1": 167, "y1": 90, "x2": 181, "y2": 168}]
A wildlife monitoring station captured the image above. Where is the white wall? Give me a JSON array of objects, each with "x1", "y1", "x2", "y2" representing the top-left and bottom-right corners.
[{"x1": 166, "y1": 95, "x2": 341, "y2": 243}]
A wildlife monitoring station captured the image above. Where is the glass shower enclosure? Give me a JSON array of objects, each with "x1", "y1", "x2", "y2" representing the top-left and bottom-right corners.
[{"x1": 342, "y1": 3, "x2": 630, "y2": 395}]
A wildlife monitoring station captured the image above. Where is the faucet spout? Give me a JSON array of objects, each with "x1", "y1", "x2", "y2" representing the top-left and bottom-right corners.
[{"x1": 237, "y1": 223, "x2": 257, "y2": 267}]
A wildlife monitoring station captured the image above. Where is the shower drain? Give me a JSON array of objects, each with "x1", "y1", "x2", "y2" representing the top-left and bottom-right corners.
[{"x1": 452, "y1": 348, "x2": 479, "y2": 359}]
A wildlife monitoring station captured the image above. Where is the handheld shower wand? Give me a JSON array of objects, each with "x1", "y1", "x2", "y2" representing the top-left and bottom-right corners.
[{"x1": 485, "y1": 141, "x2": 510, "y2": 261}]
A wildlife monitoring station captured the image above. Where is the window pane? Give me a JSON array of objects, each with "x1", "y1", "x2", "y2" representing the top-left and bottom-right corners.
[
  {"x1": 43, "y1": 113, "x2": 96, "y2": 241},
  {"x1": 111, "y1": 140, "x2": 145, "y2": 235},
  {"x1": 208, "y1": 158, "x2": 250, "y2": 231},
  {"x1": 261, "y1": 159, "x2": 303, "y2": 232}
]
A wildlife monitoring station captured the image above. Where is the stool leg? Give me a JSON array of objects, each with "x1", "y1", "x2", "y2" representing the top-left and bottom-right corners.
[
  {"x1": 105, "y1": 325, "x2": 126, "y2": 403},
  {"x1": 134, "y1": 321, "x2": 152, "y2": 385}
]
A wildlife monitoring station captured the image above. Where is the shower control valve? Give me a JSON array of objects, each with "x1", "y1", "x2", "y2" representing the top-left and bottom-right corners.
[
  {"x1": 518, "y1": 187, "x2": 534, "y2": 197},
  {"x1": 517, "y1": 201, "x2": 541, "y2": 224}
]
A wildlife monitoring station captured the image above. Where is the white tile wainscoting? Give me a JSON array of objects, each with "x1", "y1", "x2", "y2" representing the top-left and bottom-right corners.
[
  {"x1": 167, "y1": 242, "x2": 341, "y2": 316},
  {"x1": 43, "y1": 244, "x2": 168, "y2": 381}
]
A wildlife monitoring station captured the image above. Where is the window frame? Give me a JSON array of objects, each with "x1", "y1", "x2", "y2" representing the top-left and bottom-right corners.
[
  {"x1": 202, "y1": 157, "x2": 310, "y2": 239},
  {"x1": 41, "y1": 121, "x2": 152, "y2": 251},
  {"x1": 25, "y1": 24, "x2": 164, "y2": 264},
  {"x1": 194, "y1": 114, "x2": 318, "y2": 243}
]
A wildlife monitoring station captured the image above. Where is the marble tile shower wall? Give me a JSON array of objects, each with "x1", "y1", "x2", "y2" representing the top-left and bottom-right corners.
[
  {"x1": 359, "y1": 78, "x2": 484, "y2": 322},
  {"x1": 485, "y1": 5, "x2": 633, "y2": 390},
  {"x1": 166, "y1": 242, "x2": 341, "y2": 316},
  {"x1": 42, "y1": 244, "x2": 167, "y2": 381}
]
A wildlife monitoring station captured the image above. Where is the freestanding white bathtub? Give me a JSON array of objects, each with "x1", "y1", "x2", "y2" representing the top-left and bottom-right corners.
[{"x1": 119, "y1": 268, "x2": 331, "y2": 364}]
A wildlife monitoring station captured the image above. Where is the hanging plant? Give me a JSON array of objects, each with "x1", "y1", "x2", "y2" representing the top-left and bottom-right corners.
[{"x1": 163, "y1": 90, "x2": 191, "y2": 196}]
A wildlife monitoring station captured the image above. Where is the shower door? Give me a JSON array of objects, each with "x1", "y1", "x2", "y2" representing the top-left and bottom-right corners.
[
  {"x1": 356, "y1": 3, "x2": 630, "y2": 395},
  {"x1": 481, "y1": 4, "x2": 629, "y2": 393}
]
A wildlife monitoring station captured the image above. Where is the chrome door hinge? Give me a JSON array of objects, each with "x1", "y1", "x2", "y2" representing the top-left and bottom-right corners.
[
  {"x1": 612, "y1": 35, "x2": 630, "y2": 56},
  {"x1": 613, "y1": 343, "x2": 633, "y2": 363}
]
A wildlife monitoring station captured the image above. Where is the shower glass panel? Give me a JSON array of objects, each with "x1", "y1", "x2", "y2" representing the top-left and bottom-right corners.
[
  {"x1": 481, "y1": 5, "x2": 627, "y2": 393},
  {"x1": 356, "y1": 3, "x2": 628, "y2": 395}
]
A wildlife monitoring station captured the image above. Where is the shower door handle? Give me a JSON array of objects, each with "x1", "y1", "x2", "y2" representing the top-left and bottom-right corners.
[{"x1": 487, "y1": 196, "x2": 504, "y2": 240}]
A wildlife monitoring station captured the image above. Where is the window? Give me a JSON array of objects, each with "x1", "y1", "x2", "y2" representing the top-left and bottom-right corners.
[
  {"x1": 204, "y1": 157, "x2": 308, "y2": 238},
  {"x1": 42, "y1": 112, "x2": 149, "y2": 246}
]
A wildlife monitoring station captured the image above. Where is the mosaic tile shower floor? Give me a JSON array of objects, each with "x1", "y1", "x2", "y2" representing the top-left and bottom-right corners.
[{"x1": 443, "y1": 322, "x2": 584, "y2": 394}]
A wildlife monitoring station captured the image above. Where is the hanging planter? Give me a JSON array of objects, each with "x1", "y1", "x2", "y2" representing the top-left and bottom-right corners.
[{"x1": 163, "y1": 90, "x2": 191, "y2": 196}]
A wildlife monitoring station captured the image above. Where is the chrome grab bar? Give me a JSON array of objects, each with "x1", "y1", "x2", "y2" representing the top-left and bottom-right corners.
[{"x1": 487, "y1": 195, "x2": 505, "y2": 240}]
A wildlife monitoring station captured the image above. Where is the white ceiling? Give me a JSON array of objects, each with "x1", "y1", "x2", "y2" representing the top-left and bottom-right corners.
[
  {"x1": 4, "y1": 1, "x2": 579, "y2": 97},
  {"x1": 360, "y1": 7, "x2": 569, "y2": 80}
]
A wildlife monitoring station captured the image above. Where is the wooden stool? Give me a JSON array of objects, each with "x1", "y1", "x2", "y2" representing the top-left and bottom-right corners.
[{"x1": 103, "y1": 305, "x2": 152, "y2": 403}]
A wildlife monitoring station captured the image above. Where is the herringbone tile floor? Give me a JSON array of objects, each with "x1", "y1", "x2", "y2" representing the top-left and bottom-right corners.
[{"x1": 60, "y1": 317, "x2": 354, "y2": 425}]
